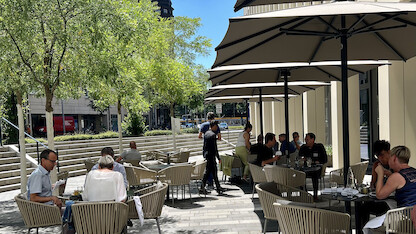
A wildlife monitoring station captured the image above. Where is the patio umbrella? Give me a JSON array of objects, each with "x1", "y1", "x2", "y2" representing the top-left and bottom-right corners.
[{"x1": 213, "y1": 1, "x2": 416, "y2": 184}]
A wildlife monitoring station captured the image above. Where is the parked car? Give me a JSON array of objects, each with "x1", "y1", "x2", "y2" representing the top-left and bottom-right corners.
[
  {"x1": 219, "y1": 122, "x2": 228, "y2": 130},
  {"x1": 186, "y1": 123, "x2": 195, "y2": 128}
]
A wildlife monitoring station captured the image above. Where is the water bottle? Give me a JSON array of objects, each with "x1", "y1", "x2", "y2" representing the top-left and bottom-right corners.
[{"x1": 346, "y1": 167, "x2": 356, "y2": 190}]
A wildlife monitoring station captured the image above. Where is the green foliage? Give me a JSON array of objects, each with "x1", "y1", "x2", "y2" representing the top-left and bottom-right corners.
[
  {"x1": 2, "y1": 94, "x2": 18, "y2": 144},
  {"x1": 229, "y1": 126, "x2": 244, "y2": 130},
  {"x1": 325, "y1": 145, "x2": 333, "y2": 156},
  {"x1": 122, "y1": 112, "x2": 147, "y2": 136},
  {"x1": 181, "y1": 128, "x2": 199, "y2": 134},
  {"x1": 25, "y1": 138, "x2": 47, "y2": 144},
  {"x1": 53, "y1": 131, "x2": 118, "y2": 142},
  {"x1": 144, "y1": 130, "x2": 172, "y2": 136}
]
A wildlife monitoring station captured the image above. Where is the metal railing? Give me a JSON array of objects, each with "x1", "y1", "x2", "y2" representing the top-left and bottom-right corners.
[{"x1": 0, "y1": 117, "x2": 59, "y2": 171}]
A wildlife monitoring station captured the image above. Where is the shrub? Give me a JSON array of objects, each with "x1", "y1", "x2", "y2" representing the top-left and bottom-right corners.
[
  {"x1": 229, "y1": 125, "x2": 244, "y2": 130},
  {"x1": 53, "y1": 131, "x2": 118, "y2": 142},
  {"x1": 144, "y1": 130, "x2": 172, "y2": 136},
  {"x1": 122, "y1": 112, "x2": 147, "y2": 136},
  {"x1": 25, "y1": 138, "x2": 47, "y2": 143},
  {"x1": 181, "y1": 128, "x2": 199, "y2": 134}
]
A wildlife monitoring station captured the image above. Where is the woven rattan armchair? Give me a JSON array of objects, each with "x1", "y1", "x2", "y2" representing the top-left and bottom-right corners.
[
  {"x1": 385, "y1": 206, "x2": 416, "y2": 234},
  {"x1": 125, "y1": 165, "x2": 157, "y2": 188},
  {"x1": 159, "y1": 164, "x2": 193, "y2": 204},
  {"x1": 84, "y1": 159, "x2": 97, "y2": 173},
  {"x1": 264, "y1": 165, "x2": 306, "y2": 189},
  {"x1": 273, "y1": 202, "x2": 350, "y2": 234},
  {"x1": 127, "y1": 183, "x2": 168, "y2": 234},
  {"x1": 191, "y1": 160, "x2": 207, "y2": 189},
  {"x1": 170, "y1": 149, "x2": 191, "y2": 163},
  {"x1": 15, "y1": 194, "x2": 62, "y2": 234},
  {"x1": 248, "y1": 163, "x2": 267, "y2": 199},
  {"x1": 256, "y1": 182, "x2": 314, "y2": 233},
  {"x1": 57, "y1": 171, "x2": 69, "y2": 196},
  {"x1": 330, "y1": 161, "x2": 369, "y2": 185},
  {"x1": 71, "y1": 201, "x2": 128, "y2": 234},
  {"x1": 124, "y1": 159, "x2": 141, "y2": 167}
]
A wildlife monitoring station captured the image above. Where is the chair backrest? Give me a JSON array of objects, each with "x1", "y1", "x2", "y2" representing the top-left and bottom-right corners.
[
  {"x1": 256, "y1": 183, "x2": 285, "y2": 221},
  {"x1": 57, "y1": 171, "x2": 69, "y2": 196},
  {"x1": 191, "y1": 160, "x2": 207, "y2": 180},
  {"x1": 84, "y1": 159, "x2": 96, "y2": 173},
  {"x1": 264, "y1": 165, "x2": 306, "y2": 188},
  {"x1": 178, "y1": 150, "x2": 190, "y2": 163},
  {"x1": 274, "y1": 202, "x2": 350, "y2": 234},
  {"x1": 127, "y1": 166, "x2": 157, "y2": 186},
  {"x1": 15, "y1": 194, "x2": 62, "y2": 228},
  {"x1": 275, "y1": 183, "x2": 314, "y2": 203},
  {"x1": 351, "y1": 161, "x2": 369, "y2": 185},
  {"x1": 125, "y1": 166, "x2": 139, "y2": 186},
  {"x1": 248, "y1": 163, "x2": 267, "y2": 183},
  {"x1": 124, "y1": 159, "x2": 141, "y2": 167},
  {"x1": 320, "y1": 163, "x2": 328, "y2": 178},
  {"x1": 127, "y1": 183, "x2": 168, "y2": 219},
  {"x1": 385, "y1": 206, "x2": 416, "y2": 234},
  {"x1": 72, "y1": 202, "x2": 128, "y2": 234},
  {"x1": 84, "y1": 176, "x2": 117, "y2": 202},
  {"x1": 159, "y1": 164, "x2": 193, "y2": 186}
]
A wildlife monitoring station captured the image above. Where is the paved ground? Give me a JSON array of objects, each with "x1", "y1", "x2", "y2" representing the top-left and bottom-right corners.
[{"x1": 0, "y1": 155, "x2": 368, "y2": 233}]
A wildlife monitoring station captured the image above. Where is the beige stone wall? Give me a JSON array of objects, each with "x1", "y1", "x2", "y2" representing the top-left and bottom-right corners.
[
  {"x1": 379, "y1": 58, "x2": 416, "y2": 167},
  {"x1": 303, "y1": 87, "x2": 326, "y2": 144}
]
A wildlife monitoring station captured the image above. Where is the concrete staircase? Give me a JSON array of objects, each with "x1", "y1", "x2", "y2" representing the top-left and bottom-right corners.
[
  {"x1": 0, "y1": 131, "x2": 240, "y2": 193},
  {"x1": 360, "y1": 126, "x2": 368, "y2": 144}
]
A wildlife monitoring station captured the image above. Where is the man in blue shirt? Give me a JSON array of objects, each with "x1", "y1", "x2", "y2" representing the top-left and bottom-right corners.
[
  {"x1": 198, "y1": 112, "x2": 221, "y2": 140},
  {"x1": 91, "y1": 147, "x2": 128, "y2": 188},
  {"x1": 27, "y1": 149, "x2": 62, "y2": 208},
  {"x1": 279, "y1": 133, "x2": 296, "y2": 155}
]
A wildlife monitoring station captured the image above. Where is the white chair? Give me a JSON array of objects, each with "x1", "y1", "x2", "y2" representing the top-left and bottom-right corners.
[
  {"x1": 385, "y1": 206, "x2": 416, "y2": 234},
  {"x1": 159, "y1": 164, "x2": 193, "y2": 204},
  {"x1": 264, "y1": 165, "x2": 306, "y2": 189}
]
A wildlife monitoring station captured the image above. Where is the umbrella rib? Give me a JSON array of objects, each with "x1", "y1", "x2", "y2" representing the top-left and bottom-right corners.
[
  {"x1": 309, "y1": 16, "x2": 336, "y2": 62},
  {"x1": 215, "y1": 70, "x2": 246, "y2": 84},
  {"x1": 316, "y1": 16, "x2": 339, "y2": 33},
  {"x1": 288, "y1": 87, "x2": 300, "y2": 95},
  {"x1": 209, "y1": 70, "x2": 233, "y2": 80},
  {"x1": 351, "y1": 13, "x2": 403, "y2": 34},
  {"x1": 348, "y1": 15, "x2": 367, "y2": 33},
  {"x1": 216, "y1": 17, "x2": 303, "y2": 51},
  {"x1": 216, "y1": 17, "x2": 315, "y2": 67},
  {"x1": 315, "y1": 67, "x2": 341, "y2": 81},
  {"x1": 352, "y1": 24, "x2": 407, "y2": 36},
  {"x1": 299, "y1": 85, "x2": 315, "y2": 91},
  {"x1": 282, "y1": 29, "x2": 337, "y2": 37},
  {"x1": 381, "y1": 14, "x2": 416, "y2": 27},
  {"x1": 359, "y1": 17, "x2": 406, "y2": 61}
]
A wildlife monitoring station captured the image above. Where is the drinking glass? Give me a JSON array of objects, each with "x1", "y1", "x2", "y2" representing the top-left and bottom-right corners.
[{"x1": 331, "y1": 182, "x2": 337, "y2": 197}]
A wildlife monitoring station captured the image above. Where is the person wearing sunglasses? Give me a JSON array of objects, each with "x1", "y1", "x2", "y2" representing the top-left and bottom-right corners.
[{"x1": 27, "y1": 149, "x2": 62, "y2": 208}]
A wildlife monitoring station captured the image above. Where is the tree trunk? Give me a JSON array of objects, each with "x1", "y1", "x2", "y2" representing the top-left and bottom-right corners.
[
  {"x1": 117, "y1": 100, "x2": 123, "y2": 153},
  {"x1": 16, "y1": 92, "x2": 27, "y2": 193},
  {"x1": 170, "y1": 104, "x2": 176, "y2": 151},
  {"x1": 44, "y1": 87, "x2": 57, "y2": 195}
]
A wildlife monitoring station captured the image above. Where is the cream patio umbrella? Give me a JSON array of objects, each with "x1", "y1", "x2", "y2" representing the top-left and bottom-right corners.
[
  {"x1": 212, "y1": 1, "x2": 416, "y2": 185},
  {"x1": 234, "y1": 0, "x2": 317, "y2": 12}
]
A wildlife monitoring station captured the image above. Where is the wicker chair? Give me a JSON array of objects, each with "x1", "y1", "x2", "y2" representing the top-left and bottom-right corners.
[
  {"x1": 57, "y1": 171, "x2": 69, "y2": 196},
  {"x1": 220, "y1": 154, "x2": 243, "y2": 181},
  {"x1": 124, "y1": 159, "x2": 141, "y2": 167},
  {"x1": 71, "y1": 201, "x2": 128, "y2": 234},
  {"x1": 125, "y1": 165, "x2": 157, "y2": 188},
  {"x1": 319, "y1": 163, "x2": 328, "y2": 189},
  {"x1": 158, "y1": 164, "x2": 193, "y2": 204},
  {"x1": 15, "y1": 194, "x2": 62, "y2": 234},
  {"x1": 248, "y1": 163, "x2": 267, "y2": 199},
  {"x1": 127, "y1": 183, "x2": 168, "y2": 234},
  {"x1": 170, "y1": 149, "x2": 191, "y2": 163},
  {"x1": 256, "y1": 182, "x2": 314, "y2": 233},
  {"x1": 84, "y1": 159, "x2": 97, "y2": 173},
  {"x1": 273, "y1": 202, "x2": 350, "y2": 234},
  {"x1": 385, "y1": 206, "x2": 416, "y2": 234},
  {"x1": 264, "y1": 165, "x2": 306, "y2": 189},
  {"x1": 191, "y1": 160, "x2": 207, "y2": 189},
  {"x1": 330, "y1": 161, "x2": 369, "y2": 185}
]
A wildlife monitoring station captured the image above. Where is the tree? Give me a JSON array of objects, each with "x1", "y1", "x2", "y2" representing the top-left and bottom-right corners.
[{"x1": 86, "y1": 0, "x2": 167, "y2": 151}]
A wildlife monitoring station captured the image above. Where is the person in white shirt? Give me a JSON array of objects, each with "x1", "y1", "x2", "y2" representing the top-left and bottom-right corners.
[{"x1": 82, "y1": 155, "x2": 127, "y2": 202}]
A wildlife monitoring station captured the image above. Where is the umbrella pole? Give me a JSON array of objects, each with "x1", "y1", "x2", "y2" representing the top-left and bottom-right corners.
[
  {"x1": 283, "y1": 70, "x2": 290, "y2": 158},
  {"x1": 259, "y1": 88, "x2": 264, "y2": 137},
  {"x1": 341, "y1": 16, "x2": 350, "y2": 186}
]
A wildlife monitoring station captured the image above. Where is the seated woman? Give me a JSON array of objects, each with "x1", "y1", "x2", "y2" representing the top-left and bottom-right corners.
[
  {"x1": 364, "y1": 146, "x2": 416, "y2": 233},
  {"x1": 82, "y1": 155, "x2": 127, "y2": 202}
]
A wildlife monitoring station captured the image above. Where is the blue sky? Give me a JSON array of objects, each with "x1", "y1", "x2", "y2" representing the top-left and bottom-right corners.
[{"x1": 172, "y1": 0, "x2": 242, "y2": 69}]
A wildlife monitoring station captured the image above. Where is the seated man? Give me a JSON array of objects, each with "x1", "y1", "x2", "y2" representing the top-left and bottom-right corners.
[
  {"x1": 298, "y1": 133, "x2": 328, "y2": 164},
  {"x1": 27, "y1": 149, "x2": 62, "y2": 208},
  {"x1": 291, "y1": 131, "x2": 303, "y2": 152},
  {"x1": 92, "y1": 147, "x2": 128, "y2": 188},
  {"x1": 279, "y1": 133, "x2": 296, "y2": 155},
  {"x1": 370, "y1": 140, "x2": 393, "y2": 189},
  {"x1": 250, "y1": 134, "x2": 263, "y2": 155},
  {"x1": 83, "y1": 155, "x2": 127, "y2": 202},
  {"x1": 254, "y1": 133, "x2": 281, "y2": 167},
  {"x1": 116, "y1": 141, "x2": 142, "y2": 163}
]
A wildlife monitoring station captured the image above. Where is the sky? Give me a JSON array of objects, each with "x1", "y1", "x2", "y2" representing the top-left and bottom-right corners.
[{"x1": 171, "y1": 0, "x2": 243, "y2": 69}]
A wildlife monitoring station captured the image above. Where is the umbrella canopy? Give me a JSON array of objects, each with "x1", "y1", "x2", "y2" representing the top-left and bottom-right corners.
[
  {"x1": 215, "y1": 1, "x2": 416, "y2": 68},
  {"x1": 213, "y1": 1, "x2": 416, "y2": 184},
  {"x1": 205, "y1": 94, "x2": 283, "y2": 103},
  {"x1": 234, "y1": 0, "x2": 311, "y2": 12},
  {"x1": 209, "y1": 61, "x2": 388, "y2": 85}
]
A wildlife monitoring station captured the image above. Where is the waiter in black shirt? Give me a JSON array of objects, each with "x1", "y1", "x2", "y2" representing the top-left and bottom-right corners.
[{"x1": 200, "y1": 121, "x2": 226, "y2": 195}]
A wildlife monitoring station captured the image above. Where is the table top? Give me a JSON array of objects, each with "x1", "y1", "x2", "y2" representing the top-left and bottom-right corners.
[{"x1": 146, "y1": 164, "x2": 172, "y2": 171}]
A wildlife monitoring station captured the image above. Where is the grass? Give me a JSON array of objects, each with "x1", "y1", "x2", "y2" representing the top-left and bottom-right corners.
[{"x1": 228, "y1": 125, "x2": 244, "y2": 130}]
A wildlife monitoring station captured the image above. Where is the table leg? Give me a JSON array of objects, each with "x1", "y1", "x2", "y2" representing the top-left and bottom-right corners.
[{"x1": 312, "y1": 177, "x2": 319, "y2": 198}]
